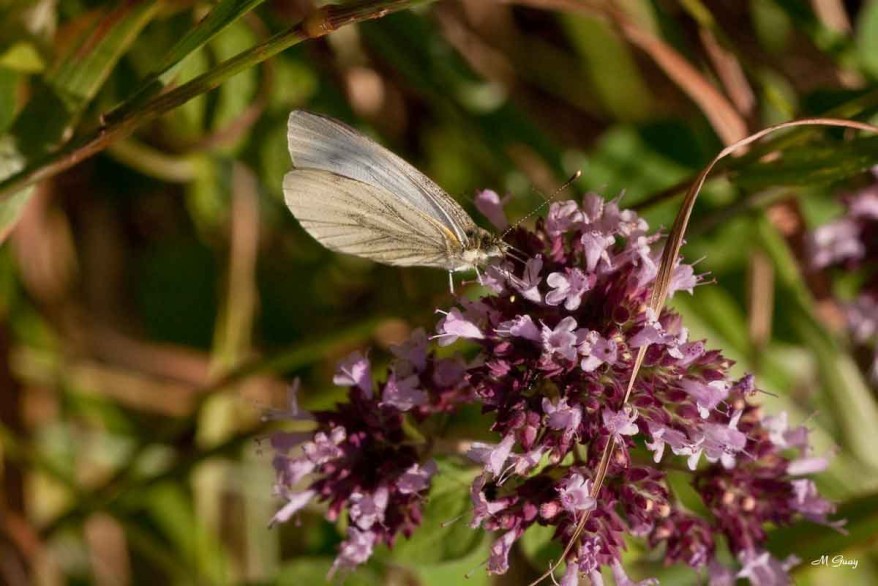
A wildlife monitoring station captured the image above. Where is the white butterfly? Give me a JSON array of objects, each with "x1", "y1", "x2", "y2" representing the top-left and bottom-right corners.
[{"x1": 283, "y1": 111, "x2": 507, "y2": 290}]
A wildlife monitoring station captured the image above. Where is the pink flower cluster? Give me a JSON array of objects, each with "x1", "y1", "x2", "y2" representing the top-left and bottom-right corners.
[
  {"x1": 270, "y1": 191, "x2": 838, "y2": 585},
  {"x1": 808, "y1": 171, "x2": 878, "y2": 382}
]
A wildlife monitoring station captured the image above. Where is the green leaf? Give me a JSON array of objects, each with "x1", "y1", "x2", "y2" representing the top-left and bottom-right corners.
[
  {"x1": 858, "y1": 0, "x2": 878, "y2": 78},
  {"x1": 0, "y1": 42, "x2": 45, "y2": 73},
  {"x1": 0, "y1": 0, "x2": 158, "y2": 242},
  {"x1": 389, "y1": 460, "x2": 482, "y2": 565},
  {"x1": 734, "y1": 136, "x2": 878, "y2": 191},
  {"x1": 519, "y1": 522, "x2": 561, "y2": 572},
  {"x1": 40, "y1": 0, "x2": 159, "y2": 139},
  {"x1": 561, "y1": 14, "x2": 653, "y2": 121}
]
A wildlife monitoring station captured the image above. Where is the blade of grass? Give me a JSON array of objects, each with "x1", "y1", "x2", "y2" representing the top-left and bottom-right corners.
[{"x1": 107, "y1": 0, "x2": 267, "y2": 120}]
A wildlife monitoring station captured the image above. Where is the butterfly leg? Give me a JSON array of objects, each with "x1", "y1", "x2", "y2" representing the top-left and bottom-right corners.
[
  {"x1": 448, "y1": 270, "x2": 455, "y2": 294},
  {"x1": 474, "y1": 265, "x2": 484, "y2": 285}
]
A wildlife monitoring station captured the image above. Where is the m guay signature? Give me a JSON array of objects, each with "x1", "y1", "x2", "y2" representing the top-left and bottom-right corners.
[{"x1": 811, "y1": 554, "x2": 859, "y2": 569}]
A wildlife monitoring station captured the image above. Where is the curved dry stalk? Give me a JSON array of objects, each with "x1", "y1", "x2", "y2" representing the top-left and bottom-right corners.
[{"x1": 528, "y1": 116, "x2": 878, "y2": 586}]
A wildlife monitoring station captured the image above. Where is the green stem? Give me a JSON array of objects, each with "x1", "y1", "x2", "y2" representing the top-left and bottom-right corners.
[{"x1": 0, "y1": 0, "x2": 433, "y2": 204}]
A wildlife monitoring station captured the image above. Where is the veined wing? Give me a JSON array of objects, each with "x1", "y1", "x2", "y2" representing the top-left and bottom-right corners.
[
  {"x1": 287, "y1": 110, "x2": 477, "y2": 244},
  {"x1": 283, "y1": 169, "x2": 461, "y2": 268}
]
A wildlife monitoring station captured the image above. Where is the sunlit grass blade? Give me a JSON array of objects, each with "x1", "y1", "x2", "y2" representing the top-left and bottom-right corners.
[{"x1": 106, "y1": 0, "x2": 267, "y2": 122}]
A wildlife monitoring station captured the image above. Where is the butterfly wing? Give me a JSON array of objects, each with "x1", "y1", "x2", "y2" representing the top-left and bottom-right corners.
[
  {"x1": 283, "y1": 169, "x2": 462, "y2": 268},
  {"x1": 287, "y1": 110, "x2": 478, "y2": 245}
]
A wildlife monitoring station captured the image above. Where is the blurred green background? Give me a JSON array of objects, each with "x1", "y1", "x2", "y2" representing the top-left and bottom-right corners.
[{"x1": 1, "y1": 0, "x2": 878, "y2": 584}]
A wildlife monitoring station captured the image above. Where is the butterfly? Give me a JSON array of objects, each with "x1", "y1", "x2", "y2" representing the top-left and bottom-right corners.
[{"x1": 283, "y1": 110, "x2": 508, "y2": 291}]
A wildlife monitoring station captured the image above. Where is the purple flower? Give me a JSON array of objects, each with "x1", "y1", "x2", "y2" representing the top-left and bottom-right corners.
[
  {"x1": 546, "y1": 268, "x2": 595, "y2": 310},
  {"x1": 381, "y1": 373, "x2": 428, "y2": 411},
  {"x1": 809, "y1": 218, "x2": 863, "y2": 268},
  {"x1": 511, "y1": 256, "x2": 544, "y2": 302},
  {"x1": 475, "y1": 189, "x2": 510, "y2": 229},
  {"x1": 560, "y1": 563, "x2": 579, "y2": 586},
  {"x1": 680, "y1": 379, "x2": 728, "y2": 418},
  {"x1": 789, "y1": 479, "x2": 835, "y2": 523},
  {"x1": 602, "y1": 406, "x2": 639, "y2": 439},
  {"x1": 547, "y1": 201, "x2": 583, "y2": 235},
  {"x1": 333, "y1": 352, "x2": 372, "y2": 396},
  {"x1": 488, "y1": 530, "x2": 518, "y2": 574},
  {"x1": 303, "y1": 427, "x2": 345, "y2": 464},
  {"x1": 645, "y1": 423, "x2": 691, "y2": 462},
  {"x1": 558, "y1": 472, "x2": 596, "y2": 514},
  {"x1": 689, "y1": 413, "x2": 747, "y2": 469},
  {"x1": 467, "y1": 434, "x2": 515, "y2": 477},
  {"x1": 543, "y1": 397, "x2": 583, "y2": 439},
  {"x1": 495, "y1": 314, "x2": 541, "y2": 341},
  {"x1": 391, "y1": 328, "x2": 428, "y2": 374},
  {"x1": 270, "y1": 488, "x2": 315, "y2": 526},
  {"x1": 611, "y1": 560, "x2": 659, "y2": 586},
  {"x1": 580, "y1": 230, "x2": 615, "y2": 273},
  {"x1": 471, "y1": 474, "x2": 509, "y2": 527},
  {"x1": 435, "y1": 308, "x2": 484, "y2": 345},
  {"x1": 736, "y1": 550, "x2": 800, "y2": 586},
  {"x1": 330, "y1": 527, "x2": 378, "y2": 577},
  {"x1": 579, "y1": 330, "x2": 618, "y2": 372},
  {"x1": 350, "y1": 488, "x2": 387, "y2": 530},
  {"x1": 541, "y1": 316, "x2": 579, "y2": 362},
  {"x1": 397, "y1": 461, "x2": 437, "y2": 494}
]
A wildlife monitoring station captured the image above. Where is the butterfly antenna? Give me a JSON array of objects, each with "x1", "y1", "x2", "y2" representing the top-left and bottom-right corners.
[{"x1": 500, "y1": 170, "x2": 581, "y2": 240}]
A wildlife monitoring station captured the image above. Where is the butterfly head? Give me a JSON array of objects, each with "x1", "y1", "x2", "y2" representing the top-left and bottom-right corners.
[{"x1": 461, "y1": 227, "x2": 509, "y2": 267}]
